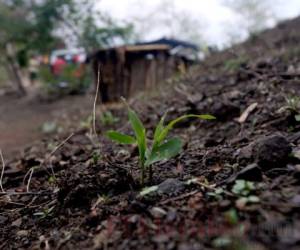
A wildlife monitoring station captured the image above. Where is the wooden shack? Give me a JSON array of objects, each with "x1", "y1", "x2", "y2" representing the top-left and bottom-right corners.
[{"x1": 89, "y1": 39, "x2": 199, "y2": 102}]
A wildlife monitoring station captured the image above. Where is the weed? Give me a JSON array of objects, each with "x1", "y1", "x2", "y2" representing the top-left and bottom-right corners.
[
  {"x1": 232, "y1": 180, "x2": 260, "y2": 209},
  {"x1": 100, "y1": 111, "x2": 119, "y2": 125},
  {"x1": 207, "y1": 187, "x2": 225, "y2": 200},
  {"x1": 106, "y1": 101, "x2": 215, "y2": 185},
  {"x1": 34, "y1": 206, "x2": 55, "y2": 219},
  {"x1": 232, "y1": 180, "x2": 255, "y2": 196},
  {"x1": 224, "y1": 209, "x2": 239, "y2": 226},
  {"x1": 279, "y1": 95, "x2": 300, "y2": 122},
  {"x1": 92, "y1": 152, "x2": 101, "y2": 165}
]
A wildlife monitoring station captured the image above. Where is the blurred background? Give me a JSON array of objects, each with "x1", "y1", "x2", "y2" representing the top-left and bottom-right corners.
[{"x1": 0, "y1": 0, "x2": 300, "y2": 97}]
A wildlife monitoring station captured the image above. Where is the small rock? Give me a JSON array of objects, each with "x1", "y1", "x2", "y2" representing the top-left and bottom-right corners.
[
  {"x1": 235, "y1": 163, "x2": 262, "y2": 182},
  {"x1": 157, "y1": 178, "x2": 185, "y2": 195},
  {"x1": 253, "y1": 135, "x2": 292, "y2": 169}
]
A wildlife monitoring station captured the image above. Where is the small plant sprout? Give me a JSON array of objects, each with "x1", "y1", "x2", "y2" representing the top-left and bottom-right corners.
[
  {"x1": 279, "y1": 95, "x2": 300, "y2": 122},
  {"x1": 100, "y1": 111, "x2": 119, "y2": 125},
  {"x1": 106, "y1": 100, "x2": 215, "y2": 185},
  {"x1": 232, "y1": 180, "x2": 260, "y2": 209}
]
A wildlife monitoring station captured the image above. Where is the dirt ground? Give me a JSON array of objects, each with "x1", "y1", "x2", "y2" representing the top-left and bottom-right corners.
[
  {"x1": 0, "y1": 17, "x2": 300, "y2": 250},
  {"x1": 0, "y1": 93, "x2": 94, "y2": 159}
]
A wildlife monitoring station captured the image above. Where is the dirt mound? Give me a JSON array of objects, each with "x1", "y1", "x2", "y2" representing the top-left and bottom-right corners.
[{"x1": 1, "y1": 17, "x2": 300, "y2": 250}]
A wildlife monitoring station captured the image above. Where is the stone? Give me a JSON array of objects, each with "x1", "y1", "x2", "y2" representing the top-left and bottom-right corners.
[
  {"x1": 235, "y1": 163, "x2": 262, "y2": 182},
  {"x1": 227, "y1": 163, "x2": 262, "y2": 183},
  {"x1": 157, "y1": 178, "x2": 185, "y2": 195},
  {"x1": 253, "y1": 135, "x2": 292, "y2": 169}
]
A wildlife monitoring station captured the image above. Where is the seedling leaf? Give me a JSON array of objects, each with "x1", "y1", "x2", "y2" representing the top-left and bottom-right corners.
[
  {"x1": 153, "y1": 113, "x2": 167, "y2": 148},
  {"x1": 128, "y1": 107, "x2": 147, "y2": 164},
  {"x1": 158, "y1": 114, "x2": 216, "y2": 143},
  {"x1": 145, "y1": 137, "x2": 182, "y2": 166},
  {"x1": 106, "y1": 131, "x2": 136, "y2": 144}
]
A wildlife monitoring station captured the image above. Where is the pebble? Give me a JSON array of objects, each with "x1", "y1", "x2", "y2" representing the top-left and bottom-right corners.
[
  {"x1": 157, "y1": 178, "x2": 185, "y2": 195},
  {"x1": 253, "y1": 135, "x2": 292, "y2": 169}
]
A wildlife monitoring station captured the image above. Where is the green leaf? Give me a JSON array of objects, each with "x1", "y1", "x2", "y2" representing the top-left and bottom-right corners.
[
  {"x1": 127, "y1": 107, "x2": 147, "y2": 164},
  {"x1": 106, "y1": 131, "x2": 136, "y2": 144},
  {"x1": 295, "y1": 114, "x2": 300, "y2": 122},
  {"x1": 157, "y1": 114, "x2": 216, "y2": 143},
  {"x1": 145, "y1": 137, "x2": 182, "y2": 166},
  {"x1": 128, "y1": 108, "x2": 145, "y2": 139},
  {"x1": 153, "y1": 113, "x2": 167, "y2": 148}
]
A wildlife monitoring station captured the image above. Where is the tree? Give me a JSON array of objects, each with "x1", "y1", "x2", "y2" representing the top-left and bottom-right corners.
[
  {"x1": 223, "y1": 0, "x2": 277, "y2": 34},
  {"x1": 0, "y1": 0, "x2": 73, "y2": 94},
  {"x1": 131, "y1": 0, "x2": 206, "y2": 47},
  {"x1": 0, "y1": 0, "x2": 134, "y2": 95}
]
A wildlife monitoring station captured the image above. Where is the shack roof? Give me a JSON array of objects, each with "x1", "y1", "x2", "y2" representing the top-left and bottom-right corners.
[
  {"x1": 88, "y1": 44, "x2": 170, "y2": 62},
  {"x1": 137, "y1": 38, "x2": 199, "y2": 51},
  {"x1": 88, "y1": 38, "x2": 199, "y2": 62}
]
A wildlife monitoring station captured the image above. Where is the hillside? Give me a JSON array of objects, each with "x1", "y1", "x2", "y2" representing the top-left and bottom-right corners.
[{"x1": 1, "y1": 17, "x2": 300, "y2": 250}]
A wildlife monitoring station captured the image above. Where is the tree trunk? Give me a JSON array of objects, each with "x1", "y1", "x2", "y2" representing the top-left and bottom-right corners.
[
  {"x1": 4, "y1": 45, "x2": 26, "y2": 96},
  {"x1": 6, "y1": 57, "x2": 26, "y2": 96}
]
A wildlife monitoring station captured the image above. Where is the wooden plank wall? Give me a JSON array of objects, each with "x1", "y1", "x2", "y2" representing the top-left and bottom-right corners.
[{"x1": 94, "y1": 50, "x2": 183, "y2": 102}]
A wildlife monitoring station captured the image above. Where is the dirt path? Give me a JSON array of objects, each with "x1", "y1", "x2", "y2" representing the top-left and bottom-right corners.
[{"x1": 0, "y1": 94, "x2": 94, "y2": 159}]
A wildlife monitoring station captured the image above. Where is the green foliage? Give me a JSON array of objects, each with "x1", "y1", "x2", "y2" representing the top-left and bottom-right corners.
[
  {"x1": 39, "y1": 65, "x2": 91, "y2": 96},
  {"x1": 279, "y1": 95, "x2": 300, "y2": 122},
  {"x1": 0, "y1": 0, "x2": 135, "y2": 70},
  {"x1": 106, "y1": 131, "x2": 136, "y2": 144},
  {"x1": 232, "y1": 180, "x2": 260, "y2": 208},
  {"x1": 106, "y1": 102, "x2": 215, "y2": 185},
  {"x1": 232, "y1": 180, "x2": 255, "y2": 196},
  {"x1": 285, "y1": 96, "x2": 300, "y2": 113},
  {"x1": 224, "y1": 209, "x2": 239, "y2": 225},
  {"x1": 100, "y1": 111, "x2": 119, "y2": 125}
]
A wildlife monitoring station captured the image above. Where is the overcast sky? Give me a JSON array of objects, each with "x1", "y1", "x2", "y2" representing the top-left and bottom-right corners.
[{"x1": 96, "y1": 0, "x2": 300, "y2": 47}]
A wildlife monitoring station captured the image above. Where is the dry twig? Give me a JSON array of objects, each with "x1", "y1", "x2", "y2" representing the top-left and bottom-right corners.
[
  {"x1": 24, "y1": 133, "x2": 75, "y2": 192},
  {"x1": 0, "y1": 149, "x2": 6, "y2": 193},
  {"x1": 93, "y1": 65, "x2": 101, "y2": 136}
]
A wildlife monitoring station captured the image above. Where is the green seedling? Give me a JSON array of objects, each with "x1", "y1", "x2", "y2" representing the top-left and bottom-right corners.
[
  {"x1": 34, "y1": 206, "x2": 55, "y2": 219},
  {"x1": 92, "y1": 152, "x2": 101, "y2": 165},
  {"x1": 232, "y1": 180, "x2": 260, "y2": 209},
  {"x1": 100, "y1": 111, "x2": 119, "y2": 125},
  {"x1": 207, "y1": 187, "x2": 225, "y2": 200},
  {"x1": 224, "y1": 209, "x2": 239, "y2": 226},
  {"x1": 232, "y1": 180, "x2": 255, "y2": 196},
  {"x1": 106, "y1": 102, "x2": 215, "y2": 185},
  {"x1": 279, "y1": 96, "x2": 300, "y2": 122}
]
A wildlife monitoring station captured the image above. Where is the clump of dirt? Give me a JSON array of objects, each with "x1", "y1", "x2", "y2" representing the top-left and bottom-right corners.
[{"x1": 1, "y1": 17, "x2": 300, "y2": 250}]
